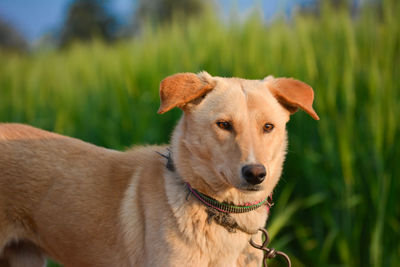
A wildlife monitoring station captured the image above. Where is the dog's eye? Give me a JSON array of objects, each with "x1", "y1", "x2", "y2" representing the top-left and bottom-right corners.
[
  {"x1": 263, "y1": 123, "x2": 274, "y2": 133},
  {"x1": 216, "y1": 121, "x2": 232, "y2": 131}
]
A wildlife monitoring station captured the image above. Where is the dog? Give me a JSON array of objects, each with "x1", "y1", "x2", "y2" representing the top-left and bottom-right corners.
[{"x1": 0, "y1": 72, "x2": 319, "y2": 267}]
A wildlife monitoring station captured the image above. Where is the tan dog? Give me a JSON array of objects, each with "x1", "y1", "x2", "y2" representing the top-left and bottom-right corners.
[{"x1": 0, "y1": 72, "x2": 318, "y2": 267}]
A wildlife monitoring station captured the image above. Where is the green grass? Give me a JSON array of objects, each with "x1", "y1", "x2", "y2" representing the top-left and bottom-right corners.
[{"x1": 1, "y1": 1, "x2": 399, "y2": 266}]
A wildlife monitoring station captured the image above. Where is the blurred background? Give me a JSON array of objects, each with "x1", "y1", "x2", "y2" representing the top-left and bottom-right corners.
[{"x1": 0, "y1": 0, "x2": 399, "y2": 266}]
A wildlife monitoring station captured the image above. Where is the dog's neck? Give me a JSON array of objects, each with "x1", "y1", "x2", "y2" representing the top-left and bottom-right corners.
[
  {"x1": 156, "y1": 148, "x2": 175, "y2": 172},
  {"x1": 158, "y1": 148, "x2": 271, "y2": 235}
]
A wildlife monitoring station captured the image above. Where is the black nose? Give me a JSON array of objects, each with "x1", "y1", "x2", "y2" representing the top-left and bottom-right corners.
[{"x1": 242, "y1": 164, "x2": 266, "y2": 185}]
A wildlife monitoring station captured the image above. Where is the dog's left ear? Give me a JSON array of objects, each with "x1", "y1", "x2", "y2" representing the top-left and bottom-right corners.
[
  {"x1": 268, "y1": 77, "x2": 320, "y2": 120},
  {"x1": 158, "y1": 72, "x2": 215, "y2": 114}
]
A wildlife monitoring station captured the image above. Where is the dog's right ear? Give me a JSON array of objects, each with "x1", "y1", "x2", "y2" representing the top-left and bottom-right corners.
[{"x1": 157, "y1": 72, "x2": 215, "y2": 114}]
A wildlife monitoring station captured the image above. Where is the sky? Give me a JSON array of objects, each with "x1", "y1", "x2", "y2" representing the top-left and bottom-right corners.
[
  {"x1": 0, "y1": 0, "x2": 314, "y2": 42},
  {"x1": 0, "y1": 0, "x2": 134, "y2": 41}
]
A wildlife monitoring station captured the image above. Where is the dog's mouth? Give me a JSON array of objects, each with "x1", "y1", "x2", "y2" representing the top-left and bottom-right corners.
[
  {"x1": 237, "y1": 184, "x2": 263, "y2": 192},
  {"x1": 218, "y1": 171, "x2": 263, "y2": 192}
]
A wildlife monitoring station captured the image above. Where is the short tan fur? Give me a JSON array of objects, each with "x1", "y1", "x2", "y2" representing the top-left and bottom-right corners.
[{"x1": 0, "y1": 71, "x2": 318, "y2": 267}]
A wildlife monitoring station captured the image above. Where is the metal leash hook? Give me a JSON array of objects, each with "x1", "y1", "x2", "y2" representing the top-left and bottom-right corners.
[{"x1": 249, "y1": 228, "x2": 291, "y2": 267}]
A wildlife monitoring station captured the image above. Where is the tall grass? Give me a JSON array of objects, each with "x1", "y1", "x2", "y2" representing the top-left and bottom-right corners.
[{"x1": 1, "y1": 1, "x2": 399, "y2": 266}]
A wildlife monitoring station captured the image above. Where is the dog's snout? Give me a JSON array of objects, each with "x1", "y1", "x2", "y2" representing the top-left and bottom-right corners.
[{"x1": 241, "y1": 164, "x2": 266, "y2": 185}]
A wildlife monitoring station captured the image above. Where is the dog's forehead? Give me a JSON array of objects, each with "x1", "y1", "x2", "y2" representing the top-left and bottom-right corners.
[{"x1": 208, "y1": 77, "x2": 281, "y2": 113}]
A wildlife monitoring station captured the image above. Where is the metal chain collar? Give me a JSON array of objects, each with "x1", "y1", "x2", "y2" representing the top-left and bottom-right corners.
[{"x1": 250, "y1": 228, "x2": 291, "y2": 267}]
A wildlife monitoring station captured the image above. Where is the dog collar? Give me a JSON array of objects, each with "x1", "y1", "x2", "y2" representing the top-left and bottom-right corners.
[{"x1": 185, "y1": 182, "x2": 273, "y2": 214}]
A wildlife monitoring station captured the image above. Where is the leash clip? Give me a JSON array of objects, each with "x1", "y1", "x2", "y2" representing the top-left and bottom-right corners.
[{"x1": 249, "y1": 228, "x2": 291, "y2": 267}]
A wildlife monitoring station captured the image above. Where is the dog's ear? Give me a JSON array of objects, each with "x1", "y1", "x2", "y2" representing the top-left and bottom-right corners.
[
  {"x1": 268, "y1": 77, "x2": 319, "y2": 120},
  {"x1": 158, "y1": 72, "x2": 215, "y2": 114}
]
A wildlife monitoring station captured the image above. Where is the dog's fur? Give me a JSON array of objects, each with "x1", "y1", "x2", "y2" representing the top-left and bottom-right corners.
[{"x1": 0, "y1": 72, "x2": 318, "y2": 267}]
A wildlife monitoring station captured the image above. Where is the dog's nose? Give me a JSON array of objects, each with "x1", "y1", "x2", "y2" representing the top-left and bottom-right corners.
[{"x1": 242, "y1": 164, "x2": 266, "y2": 185}]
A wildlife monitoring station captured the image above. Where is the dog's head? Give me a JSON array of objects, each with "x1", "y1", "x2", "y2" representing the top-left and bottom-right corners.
[{"x1": 158, "y1": 72, "x2": 318, "y2": 198}]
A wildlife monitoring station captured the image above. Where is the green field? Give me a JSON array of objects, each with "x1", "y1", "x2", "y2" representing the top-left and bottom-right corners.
[{"x1": 1, "y1": 1, "x2": 399, "y2": 266}]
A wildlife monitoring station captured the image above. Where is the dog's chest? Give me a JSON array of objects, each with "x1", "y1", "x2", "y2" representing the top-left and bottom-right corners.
[
  {"x1": 163, "y1": 175, "x2": 263, "y2": 266},
  {"x1": 177, "y1": 208, "x2": 252, "y2": 264}
]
